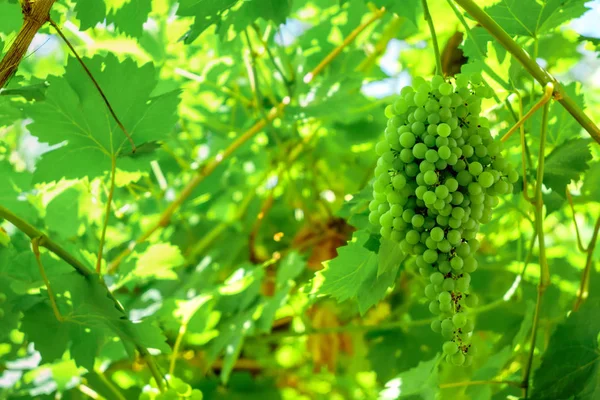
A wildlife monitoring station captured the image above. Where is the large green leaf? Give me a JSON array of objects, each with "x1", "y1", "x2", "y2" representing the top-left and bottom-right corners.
[
  {"x1": 28, "y1": 54, "x2": 179, "y2": 182},
  {"x1": 530, "y1": 299, "x2": 600, "y2": 399},
  {"x1": 543, "y1": 139, "x2": 591, "y2": 198},
  {"x1": 484, "y1": 0, "x2": 588, "y2": 38}
]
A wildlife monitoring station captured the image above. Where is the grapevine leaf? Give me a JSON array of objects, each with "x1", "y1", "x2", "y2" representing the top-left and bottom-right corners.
[
  {"x1": 21, "y1": 302, "x2": 71, "y2": 364},
  {"x1": 257, "y1": 253, "x2": 305, "y2": 332},
  {"x1": 318, "y1": 230, "x2": 377, "y2": 302},
  {"x1": 370, "y1": 0, "x2": 422, "y2": 27},
  {"x1": 0, "y1": 161, "x2": 35, "y2": 218},
  {"x1": 74, "y1": 0, "x2": 151, "y2": 37},
  {"x1": 177, "y1": 0, "x2": 240, "y2": 43},
  {"x1": 543, "y1": 139, "x2": 591, "y2": 197},
  {"x1": 74, "y1": 0, "x2": 106, "y2": 30},
  {"x1": 466, "y1": 346, "x2": 513, "y2": 399},
  {"x1": 367, "y1": 327, "x2": 439, "y2": 383},
  {"x1": 107, "y1": 0, "x2": 152, "y2": 38},
  {"x1": 461, "y1": 26, "x2": 507, "y2": 63},
  {"x1": 530, "y1": 299, "x2": 600, "y2": 399},
  {"x1": 380, "y1": 355, "x2": 439, "y2": 399},
  {"x1": 581, "y1": 161, "x2": 600, "y2": 203},
  {"x1": 377, "y1": 238, "x2": 404, "y2": 277},
  {"x1": 127, "y1": 320, "x2": 171, "y2": 354},
  {"x1": 484, "y1": 0, "x2": 588, "y2": 38},
  {"x1": 28, "y1": 54, "x2": 179, "y2": 183},
  {"x1": 357, "y1": 263, "x2": 399, "y2": 315},
  {"x1": 45, "y1": 187, "x2": 81, "y2": 239},
  {"x1": 0, "y1": 0, "x2": 22, "y2": 34}
]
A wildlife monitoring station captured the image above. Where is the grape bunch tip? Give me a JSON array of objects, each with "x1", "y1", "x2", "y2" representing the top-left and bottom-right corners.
[{"x1": 369, "y1": 73, "x2": 518, "y2": 366}]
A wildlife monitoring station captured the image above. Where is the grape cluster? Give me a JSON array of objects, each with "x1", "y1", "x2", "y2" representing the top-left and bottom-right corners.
[
  {"x1": 139, "y1": 377, "x2": 203, "y2": 400},
  {"x1": 369, "y1": 73, "x2": 518, "y2": 366}
]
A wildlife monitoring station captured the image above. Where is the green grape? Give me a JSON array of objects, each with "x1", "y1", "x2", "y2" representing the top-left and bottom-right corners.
[
  {"x1": 413, "y1": 143, "x2": 428, "y2": 159},
  {"x1": 456, "y1": 277, "x2": 470, "y2": 292},
  {"x1": 452, "y1": 313, "x2": 467, "y2": 328},
  {"x1": 392, "y1": 174, "x2": 407, "y2": 189},
  {"x1": 443, "y1": 341, "x2": 459, "y2": 355},
  {"x1": 424, "y1": 170, "x2": 438, "y2": 185},
  {"x1": 442, "y1": 278, "x2": 455, "y2": 291},
  {"x1": 451, "y1": 352, "x2": 466, "y2": 366},
  {"x1": 431, "y1": 319, "x2": 442, "y2": 333},
  {"x1": 464, "y1": 293, "x2": 479, "y2": 308},
  {"x1": 423, "y1": 249, "x2": 438, "y2": 263},
  {"x1": 435, "y1": 185, "x2": 449, "y2": 199},
  {"x1": 438, "y1": 291, "x2": 452, "y2": 303},
  {"x1": 429, "y1": 301, "x2": 441, "y2": 315},
  {"x1": 437, "y1": 123, "x2": 451, "y2": 137},
  {"x1": 430, "y1": 271, "x2": 444, "y2": 285},
  {"x1": 425, "y1": 149, "x2": 439, "y2": 163},
  {"x1": 189, "y1": 390, "x2": 204, "y2": 400},
  {"x1": 478, "y1": 171, "x2": 494, "y2": 188},
  {"x1": 429, "y1": 227, "x2": 443, "y2": 242},
  {"x1": 411, "y1": 214, "x2": 425, "y2": 227}
]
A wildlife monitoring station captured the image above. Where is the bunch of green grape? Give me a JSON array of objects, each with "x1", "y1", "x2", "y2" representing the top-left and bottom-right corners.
[
  {"x1": 369, "y1": 73, "x2": 518, "y2": 366},
  {"x1": 139, "y1": 377, "x2": 203, "y2": 400}
]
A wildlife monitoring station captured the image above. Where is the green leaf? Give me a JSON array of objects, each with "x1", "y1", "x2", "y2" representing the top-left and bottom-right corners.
[
  {"x1": 377, "y1": 238, "x2": 403, "y2": 277},
  {"x1": 581, "y1": 161, "x2": 600, "y2": 203},
  {"x1": 0, "y1": 160, "x2": 35, "y2": 218},
  {"x1": 74, "y1": 0, "x2": 151, "y2": 37},
  {"x1": 371, "y1": 0, "x2": 421, "y2": 27},
  {"x1": 28, "y1": 54, "x2": 179, "y2": 182},
  {"x1": 530, "y1": 299, "x2": 600, "y2": 399},
  {"x1": 46, "y1": 187, "x2": 81, "y2": 239},
  {"x1": 543, "y1": 139, "x2": 592, "y2": 197},
  {"x1": 0, "y1": 0, "x2": 22, "y2": 34},
  {"x1": 107, "y1": 0, "x2": 152, "y2": 38},
  {"x1": 318, "y1": 230, "x2": 377, "y2": 302},
  {"x1": 484, "y1": 0, "x2": 588, "y2": 38},
  {"x1": 177, "y1": 0, "x2": 241, "y2": 43},
  {"x1": 128, "y1": 319, "x2": 171, "y2": 354},
  {"x1": 21, "y1": 302, "x2": 71, "y2": 364},
  {"x1": 461, "y1": 26, "x2": 507, "y2": 64},
  {"x1": 74, "y1": 0, "x2": 106, "y2": 30},
  {"x1": 380, "y1": 355, "x2": 439, "y2": 399}
]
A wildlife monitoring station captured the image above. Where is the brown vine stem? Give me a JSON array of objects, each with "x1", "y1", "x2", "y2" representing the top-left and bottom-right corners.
[
  {"x1": 48, "y1": 18, "x2": 136, "y2": 153},
  {"x1": 453, "y1": 0, "x2": 600, "y2": 145},
  {"x1": 32, "y1": 237, "x2": 64, "y2": 322},
  {"x1": 96, "y1": 157, "x2": 118, "y2": 274},
  {"x1": 107, "y1": 8, "x2": 386, "y2": 274},
  {"x1": 522, "y1": 101, "x2": 551, "y2": 397},
  {"x1": 0, "y1": 0, "x2": 56, "y2": 88}
]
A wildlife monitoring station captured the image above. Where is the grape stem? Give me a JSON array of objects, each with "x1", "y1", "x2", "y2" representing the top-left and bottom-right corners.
[
  {"x1": 96, "y1": 156, "x2": 117, "y2": 274},
  {"x1": 439, "y1": 379, "x2": 523, "y2": 389},
  {"x1": 32, "y1": 237, "x2": 64, "y2": 322},
  {"x1": 568, "y1": 191, "x2": 600, "y2": 312},
  {"x1": 421, "y1": 0, "x2": 443, "y2": 76},
  {"x1": 501, "y1": 83, "x2": 554, "y2": 143},
  {"x1": 452, "y1": 0, "x2": 600, "y2": 145},
  {"x1": 522, "y1": 101, "x2": 551, "y2": 398}
]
